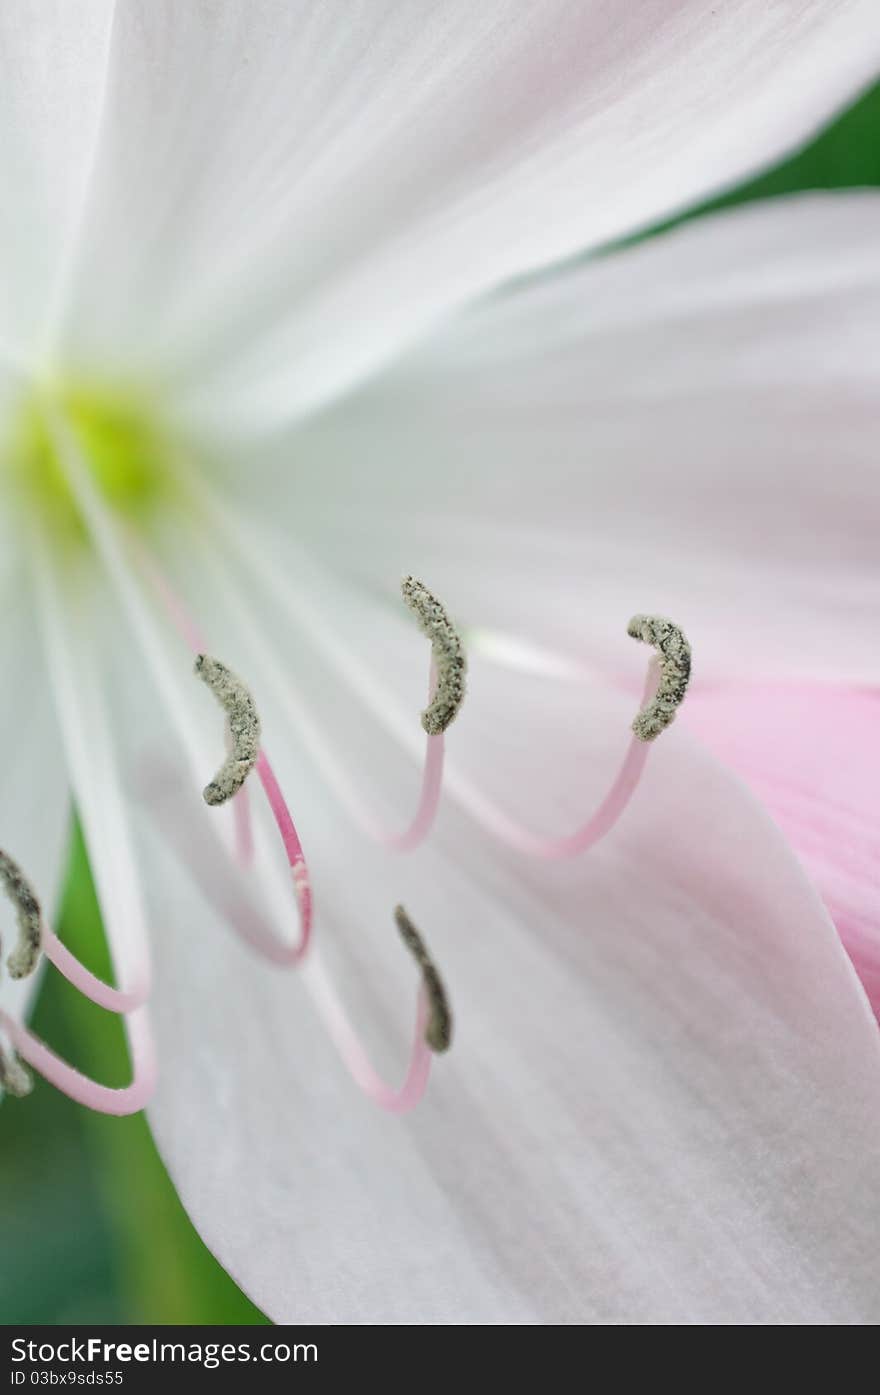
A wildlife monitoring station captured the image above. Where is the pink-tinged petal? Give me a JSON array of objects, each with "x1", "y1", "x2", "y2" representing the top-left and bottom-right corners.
[
  {"x1": 685, "y1": 681, "x2": 880, "y2": 1017},
  {"x1": 53, "y1": 1, "x2": 880, "y2": 421},
  {"x1": 95, "y1": 548, "x2": 880, "y2": 1322},
  {"x1": 251, "y1": 192, "x2": 880, "y2": 687}
]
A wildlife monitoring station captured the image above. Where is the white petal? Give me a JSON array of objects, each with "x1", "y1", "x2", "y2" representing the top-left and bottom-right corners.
[
  {"x1": 54, "y1": 1, "x2": 880, "y2": 421},
  {"x1": 33, "y1": 550, "x2": 153, "y2": 993},
  {"x1": 0, "y1": 1, "x2": 115, "y2": 359},
  {"x1": 0, "y1": 563, "x2": 69, "y2": 1037},
  {"x1": 250, "y1": 191, "x2": 880, "y2": 686},
  {"x1": 106, "y1": 553, "x2": 880, "y2": 1323}
]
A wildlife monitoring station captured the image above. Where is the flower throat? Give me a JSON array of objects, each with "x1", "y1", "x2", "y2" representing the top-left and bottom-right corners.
[{"x1": 5, "y1": 382, "x2": 176, "y2": 544}]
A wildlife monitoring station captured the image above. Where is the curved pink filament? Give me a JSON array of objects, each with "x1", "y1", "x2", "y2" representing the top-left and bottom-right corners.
[
  {"x1": 461, "y1": 731, "x2": 650, "y2": 860},
  {"x1": 318, "y1": 982, "x2": 433, "y2": 1114},
  {"x1": 350, "y1": 990, "x2": 433, "y2": 1114},
  {"x1": 235, "y1": 751, "x2": 312, "y2": 964},
  {"x1": 450, "y1": 663, "x2": 658, "y2": 859},
  {"x1": 42, "y1": 929, "x2": 149, "y2": 1013},
  {"x1": 0, "y1": 1007, "x2": 157, "y2": 1116}
]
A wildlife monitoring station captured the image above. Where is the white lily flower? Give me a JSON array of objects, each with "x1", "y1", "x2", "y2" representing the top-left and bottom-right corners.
[{"x1": 2, "y1": 2, "x2": 880, "y2": 1323}]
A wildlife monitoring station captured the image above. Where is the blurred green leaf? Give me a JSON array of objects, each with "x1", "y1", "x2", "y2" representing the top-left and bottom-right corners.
[{"x1": 617, "y1": 78, "x2": 880, "y2": 250}]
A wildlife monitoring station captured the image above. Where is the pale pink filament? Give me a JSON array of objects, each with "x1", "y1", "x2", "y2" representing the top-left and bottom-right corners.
[
  {"x1": 323, "y1": 987, "x2": 433, "y2": 1114},
  {"x1": 456, "y1": 727, "x2": 650, "y2": 860},
  {"x1": 0, "y1": 1006, "x2": 156, "y2": 1116},
  {"x1": 130, "y1": 535, "x2": 432, "y2": 1111},
  {"x1": 241, "y1": 751, "x2": 312, "y2": 965},
  {"x1": 446, "y1": 662, "x2": 658, "y2": 859},
  {"x1": 141, "y1": 754, "x2": 431, "y2": 1114},
  {"x1": 0, "y1": 864, "x2": 150, "y2": 1115},
  {"x1": 0, "y1": 934, "x2": 153, "y2": 1113},
  {"x1": 42, "y1": 929, "x2": 149, "y2": 1013}
]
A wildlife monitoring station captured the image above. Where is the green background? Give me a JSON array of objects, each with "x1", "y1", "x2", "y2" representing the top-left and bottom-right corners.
[{"x1": 2, "y1": 79, "x2": 878, "y2": 1326}]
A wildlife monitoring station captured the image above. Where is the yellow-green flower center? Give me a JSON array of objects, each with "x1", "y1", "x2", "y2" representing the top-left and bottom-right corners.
[{"x1": 4, "y1": 381, "x2": 178, "y2": 544}]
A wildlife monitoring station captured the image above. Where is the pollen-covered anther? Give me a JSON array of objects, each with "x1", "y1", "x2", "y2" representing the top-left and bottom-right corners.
[
  {"x1": 0, "y1": 1044, "x2": 33, "y2": 1098},
  {"x1": 401, "y1": 576, "x2": 466, "y2": 735},
  {"x1": 394, "y1": 904, "x2": 452, "y2": 1053},
  {"x1": 194, "y1": 654, "x2": 262, "y2": 805},
  {"x1": 0, "y1": 848, "x2": 43, "y2": 980},
  {"x1": 627, "y1": 614, "x2": 692, "y2": 741}
]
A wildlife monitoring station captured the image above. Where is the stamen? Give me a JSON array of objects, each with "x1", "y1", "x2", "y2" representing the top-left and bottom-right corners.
[
  {"x1": 194, "y1": 654, "x2": 261, "y2": 805},
  {"x1": 251, "y1": 751, "x2": 313, "y2": 963},
  {"x1": 0, "y1": 848, "x2": 43, "y2": 980},
  {"x1": 401, "y1": 576, "x2": 466, "y2": 735},
  {"x1": 627, "y1": 615, "x2": 691, "y2": 741},
  {"x1": 394, "y1": 905, "x2": 452, "y2": 1052},
  {"x1": 0, "y1": 1043, "x2": 33, "y2": 1098}
]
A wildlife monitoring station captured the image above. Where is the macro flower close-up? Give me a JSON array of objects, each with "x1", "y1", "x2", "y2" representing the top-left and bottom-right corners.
[{"x1": 2, "y1": 2, "x2": 880, "y2": 1332}]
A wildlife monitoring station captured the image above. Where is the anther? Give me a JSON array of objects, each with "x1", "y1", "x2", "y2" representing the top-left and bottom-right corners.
[
  {"x1": 627, "y1": 615, "x2": 691, "y2": 741},
  {"x1": 194, "y1": 654, "x2": 262, "y2": 805},
  {"x1": 394, "y1": 904, "x2": 452, "y2": 1052},
  {"x1": 0, "y1": 1043, "x2": 33, "y2": 1098},
  {"x1": 401, "y1": 577, "x2": 466, "y2": 735},
  {"x1": 0, "y1": 849, "x2": 43, "y2": 979}
]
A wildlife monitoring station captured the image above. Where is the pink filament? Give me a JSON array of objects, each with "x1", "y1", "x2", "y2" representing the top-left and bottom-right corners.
[
  {"x1": 0, "y1": 1006, "x2": 157, "y2": 1115},
  {"x1": 451, "y1": 663, "x2": 657, "y2": 859},
  {"x1": 42, "y1": 929, "x2": 149, "y2": 1013},
  {"x1": 459, "y1": 731, "x2": 650, "y2": 859},
  {"x1": 397, "y1": 731, "x2": 444, "y2": 850},
  {"x1": 2, "y1": 936, "x2": 153, "y2": 1112},
  {"x1": 130, "y1": 534, "x2": 432, "y2": 1111},
  {"x1": 232, "y1": 751, "x2": 312, "y2": 965},
  {"x1": 2, "y1": 894, "x2": 152, "y2": 1113}
]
